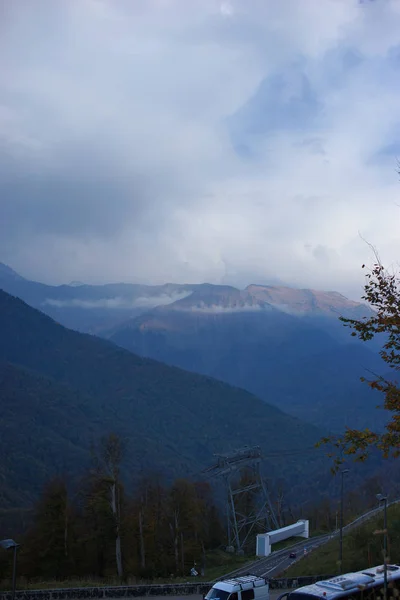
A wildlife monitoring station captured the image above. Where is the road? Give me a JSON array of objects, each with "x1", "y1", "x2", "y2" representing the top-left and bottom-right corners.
[
  {"x1": 258, "y1": 538, "x2": 329, "y2": 578},
  {"x1": 223, "y1": 535, "x2": 331, "y2": 579},
  {"x1": 223, "y1": 498, "x2": 400, "y2": 580},
  {"x1": 74, "y1": 500, "x2": 400, "y2": 600}
]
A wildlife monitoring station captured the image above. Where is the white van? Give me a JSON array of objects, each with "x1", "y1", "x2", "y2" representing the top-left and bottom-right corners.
[{"x1": 205, "y1": 575, "x2": 269, "y2": 600}]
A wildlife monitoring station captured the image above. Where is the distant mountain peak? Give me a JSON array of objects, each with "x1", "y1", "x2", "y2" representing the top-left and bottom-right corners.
[
  {"x1": 0, "y1": 262, "x2": 26, "y2": 282},
  {"x1": 0, "y1": 264, "x2": 372, "y2": 330},
  {"x1": 158, "y1": 285, "x2": 274, "y2": 315},
  {"x1": 150, "y1": 283, "x2": 369, "y2": 319},
  {"x1": 68, "y1": 281, "x2": 85, "y2": 287},
  {"x1": 245, "y1": 284, "x2": 368, "y2": 317}
]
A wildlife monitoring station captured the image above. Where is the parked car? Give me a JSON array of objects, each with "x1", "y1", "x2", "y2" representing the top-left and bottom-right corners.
[{"x1": 204, "y1": 574, "x2": 269, "y2": 600}]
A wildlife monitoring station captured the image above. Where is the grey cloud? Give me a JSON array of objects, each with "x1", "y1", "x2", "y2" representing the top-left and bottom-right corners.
[
  {"x1": 2, "y1": 0, "x2": 400, "y2": 297},
  {"x1": 177, "y1": 304, "x2": 267, "y2": 314},
  {"x1": 43, "y1": 298, "x2": 134, "y2": 309},
  {"x1": 1, "y1": 153, "x2": 136, "y2": 239},
  {"x1": 0, "y1": 110, "x2": 200, "y2": 258},
  {"x1": 42, "y1": 291, "x2": 192, "y2": 310},
  {"x1": 0, "y1": 1, "x2": 221, "y2": 261},
  {"x1": 312, "y1": 245, "x2": 336, "y2": 265},
  {"x1": 227, "y1": 66, "x2": 322, "y2": 159}
]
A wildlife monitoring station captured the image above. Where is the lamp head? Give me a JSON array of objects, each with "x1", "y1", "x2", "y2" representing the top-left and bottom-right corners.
[{"x1": 0, "y1": 539, "x2": 19, "y2": 550}]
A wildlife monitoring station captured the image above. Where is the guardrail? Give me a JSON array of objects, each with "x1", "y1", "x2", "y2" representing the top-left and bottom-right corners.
[
  {"x1": 1, "y1": 500, "x2": 397, "y2": 600},
  {"x1": 0, "y1": 582, "x2": 212, "y2": 600},
  {"x1": 0, "y1": 575, "x2": 337, "y2": 600}
]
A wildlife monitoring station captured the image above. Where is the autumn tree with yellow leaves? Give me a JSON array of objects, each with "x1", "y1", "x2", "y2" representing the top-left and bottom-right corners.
[{"x1": 321, "y1": 261, "x2": 400, "y2": 465}]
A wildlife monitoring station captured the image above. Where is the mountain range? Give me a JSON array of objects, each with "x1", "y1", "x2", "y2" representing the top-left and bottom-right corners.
[
  {"x1": 0, "y1": 263, "x2": 386, "y2": 434},
  {"x1": 0, "y1": 262, "x2": 391, "y2": 509},
  {"x1": 0, "y1": 287, "x2": 340, "y2": 510},
  {"x1": 0, "y1": 262, "x2": 371, "y2": 335}
]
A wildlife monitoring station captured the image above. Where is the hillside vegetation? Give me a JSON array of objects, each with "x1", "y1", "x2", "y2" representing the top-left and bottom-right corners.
[
  {"x1": 0, "y1": 289, "x2": 332, "y2": 507},
  {"x1": 0, "y1": 263, "x2": 385, "y2": 433},
  {"x1": 111, "y1": 309, "x2": 385, "y2": 433}
]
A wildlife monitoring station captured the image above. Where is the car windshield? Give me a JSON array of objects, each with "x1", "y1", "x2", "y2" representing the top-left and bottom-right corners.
[{"x1": 206, "y1": 589, "x2": 230, "y2": 600}]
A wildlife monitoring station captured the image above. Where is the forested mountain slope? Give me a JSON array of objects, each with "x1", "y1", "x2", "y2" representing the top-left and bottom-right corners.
[{"x1": 0, "y1": 290, "x2": 333, "y2": 507}]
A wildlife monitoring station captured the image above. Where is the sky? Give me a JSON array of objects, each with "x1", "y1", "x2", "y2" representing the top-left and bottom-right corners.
[{"x1": 2, "y1": 0, "x2": 400, "y2": 299}]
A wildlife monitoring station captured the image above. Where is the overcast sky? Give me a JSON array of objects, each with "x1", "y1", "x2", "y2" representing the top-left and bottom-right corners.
[{"x1": 2, "y1": 0, "x2": 400, "y2": 298}]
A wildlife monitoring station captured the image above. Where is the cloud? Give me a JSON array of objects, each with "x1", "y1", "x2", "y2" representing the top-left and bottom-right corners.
[
  {"x1": 176, "y1": 303, "x2": 267, "y2": 314},
  {"x1": 220, "y1": 2, "x2": 234, "y2": 18},
  {"x1": 43, "y1": 291, "x2": 192, "y2": 310},
  {"x1": 1, "y1": 0, "x2": 400, "y2": 299}
]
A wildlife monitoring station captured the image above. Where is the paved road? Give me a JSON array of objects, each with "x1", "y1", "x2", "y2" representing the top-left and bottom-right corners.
[
  {"x1": 223, "y1": 534, "x2": 331, "y2": 579},
  {"x1": 78, "y1": 500, "x2": 400, "y2": 600},
  {"x1": 223, "y1": 498, "x2": 400, "y2": 580},
  {"x1": 258, "y1": 537, "x2": 329, "y2": 578}
]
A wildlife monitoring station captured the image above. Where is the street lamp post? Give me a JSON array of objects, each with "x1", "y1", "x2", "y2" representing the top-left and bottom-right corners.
[
  {"x1": 377, "y1": 494, "x2": 388, "y2": 600},
  {"x1": 0, "y1": 539, "x2": 20, "y2": 600},
  {"x1": 339, "y1": 469, "x2": 349, "y2": 574}
]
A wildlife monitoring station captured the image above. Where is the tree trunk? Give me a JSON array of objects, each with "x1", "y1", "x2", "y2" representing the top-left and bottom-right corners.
[
  {"x1": 201, "y1": 540, "x2": 205, "y2": 577},
  {"x1": 180, "y1": 531, "x2": 184, "y2": 575},
  {"x1": 110, "y1": 481, "x2": 124, "y2": 578},
  {"x1": 116, "y1": 534, "x2": 123, "y2": 579},
  {"x1": 139, "y1": 508, "x2": 146, "y2": 569},
  {"x1": 64, "y1": 501, "x2": 68, "y2": 558},
  {"x1": 169, "y1": 510, "x2": 180, "y2": 574}
]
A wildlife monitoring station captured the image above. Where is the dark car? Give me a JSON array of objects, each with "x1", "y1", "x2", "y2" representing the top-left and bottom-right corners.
[{"x1": 289, "y1": 552, "x2": 297, "y2": 559}]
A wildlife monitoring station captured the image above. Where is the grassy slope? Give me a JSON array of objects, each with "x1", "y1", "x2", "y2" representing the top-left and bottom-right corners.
[{"x1": 285, "y1": 504, "x2": 400, "y2": 577}]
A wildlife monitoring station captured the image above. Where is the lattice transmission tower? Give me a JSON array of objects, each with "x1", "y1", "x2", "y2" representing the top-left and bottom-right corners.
[{"x1": 203, "y1": 446, "x2": 278, "y2": 553}]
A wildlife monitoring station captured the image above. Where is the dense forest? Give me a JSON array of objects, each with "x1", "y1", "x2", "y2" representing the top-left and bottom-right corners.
[
  {"x1": 0, "y1": 289, "x2": 333, "y2": 509},
  {"x1": 0, "y1": 434, "x2": 225, "y2": 583},
  {"x1": 1, "y1": 432, "x2": 398, "y2": 588}
]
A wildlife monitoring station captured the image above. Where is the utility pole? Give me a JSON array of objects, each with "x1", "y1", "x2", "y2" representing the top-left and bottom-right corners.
[
  {"x1": 0, "y1": 540, "x2": 20, "y2": 600},
  {"x1": 376, "y1": 494, "x2": 388, "y2": 600},
  {"x1": 12, "y1": 544, "x2": 18, "y2": 600},
  {"x1": 339, "y1": 469, "x2": 349, "y2": 574}
]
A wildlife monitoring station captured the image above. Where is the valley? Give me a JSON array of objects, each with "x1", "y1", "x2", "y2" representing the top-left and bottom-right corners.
[
  {"x1": 0, "y1": 263, "x2": 385, "y2": 434},
  {"x1": 0, "y1": 287, "x2": 334, "y2": 509},
  {"x1": 0, "y1": 264, "x2": 394, "y2": 584},
  {"x1": 1, "y1": 1, "x2": 399, "y2": 589}
]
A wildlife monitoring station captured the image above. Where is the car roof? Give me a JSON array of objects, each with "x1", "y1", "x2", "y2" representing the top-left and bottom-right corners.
[
  {"x1": 291, "y1": 565, "x2": 400, "y2": 600},
  {"x1": 216, "y1": 575, "x2": 268, "y2": 592}
]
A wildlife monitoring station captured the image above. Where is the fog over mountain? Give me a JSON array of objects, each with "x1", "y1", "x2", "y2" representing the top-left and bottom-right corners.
[
  {"x1": 0, "y1": 260, "x2": 372, "y2": 332},
  {"x1": 0, "y1": 262, "x2": 385, "y2": 437},
  {"x1": 2, "y1": 1, "x2": 400, "y2": 298}
]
